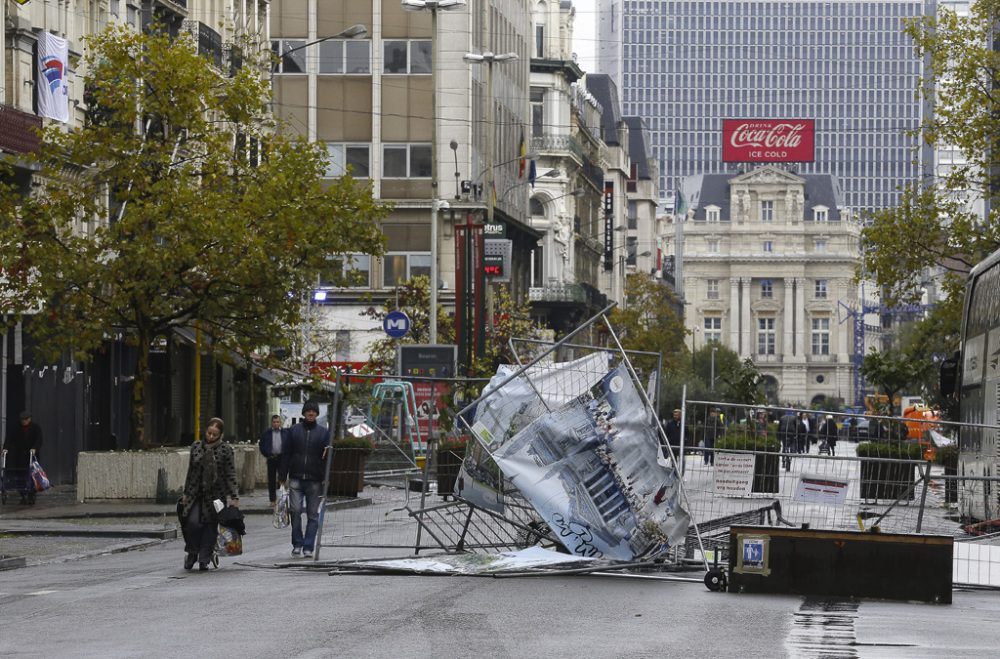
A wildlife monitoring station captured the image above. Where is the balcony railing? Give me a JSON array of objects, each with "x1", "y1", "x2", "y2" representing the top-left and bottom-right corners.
[
  {"x1": 530, "y1": 134, "x2": 585, "y2": 162},
  {"x1": 808, "y1": 353, "x2": 838, "y2": 363},
  {"x1": 529, "y1": 283, "x2": 587, "y2": 304},
  {"x1": 754, "y1": 353, "x2": 783, "y2": 363},
  {"x1": 0, "y1": 105, "x2": 42, "y2": 154}
]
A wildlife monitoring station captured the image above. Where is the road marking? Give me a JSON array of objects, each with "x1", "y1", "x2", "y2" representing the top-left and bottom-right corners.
[{"x1": 28, "y1": 590, "x2": 59, "y2": 596}]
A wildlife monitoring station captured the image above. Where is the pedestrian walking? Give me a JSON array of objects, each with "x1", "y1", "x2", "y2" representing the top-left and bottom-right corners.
[
  {"x1": 703, "y1": 408, "x2": 723, "y2": 466},
  {"x1": 818, "y1": 414, "x2": 838, "y2": 456},
  {"x1": 798, "y1": 412, "x2": 811, "y2": 453},
  {"x1": 1, "y1": 411, "x2": 44, "y2": 504},
  {"x1": 778, "y1": 412, "x2": 802, "y2": 470},
  {"x1": 180, "y1": 417, "x2": 239, "y2": 571},
  {"x1": 258, "y1": 414, "x2": 288, "y2": 506},
  {"x1": 279, "y1": 400, "x2": 331, "y2": 558},
  {"x1": 663, "y1": 409, "x2": 684, "y2": 460}
]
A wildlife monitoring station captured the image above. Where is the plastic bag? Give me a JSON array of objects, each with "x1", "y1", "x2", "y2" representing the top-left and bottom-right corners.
[
  {"x1": 273, "y1": 485, "x2": 290, "y2": 529},
  {"x1": 30, "y1": 458, "x2": 50, "y2": 492},
  {"x1": 215, "y1": 524, "x2": 243, "y2": 557}
]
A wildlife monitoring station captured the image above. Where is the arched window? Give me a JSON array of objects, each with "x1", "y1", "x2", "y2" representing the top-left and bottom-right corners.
[{"x1": 530, "y1": 197, "x2": 546, "y2": 216}]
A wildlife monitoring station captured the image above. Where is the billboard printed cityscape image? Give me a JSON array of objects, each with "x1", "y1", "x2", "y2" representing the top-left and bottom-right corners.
[{"x1": 493, "y1": 364, "x2": 690, "y2": 561}]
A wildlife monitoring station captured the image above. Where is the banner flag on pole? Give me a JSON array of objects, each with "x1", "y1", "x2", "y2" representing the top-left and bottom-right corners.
[{"x1": 37, "y1": 32, "x2": 70, "y2": 123}]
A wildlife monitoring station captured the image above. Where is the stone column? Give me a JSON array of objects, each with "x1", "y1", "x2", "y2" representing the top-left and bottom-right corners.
[
  {"x1": 837, "y1": 279, "x2": 850, "y2": 356},
  {"x1": 795, "y1": 277, "x2": 806, "y2": 357},
  {"x1": 730, "y1": 277, "x2": 740, "y2": 351},
  {"x1": 783, "y1": 278, "x2": 794, "y2": 356},
  {"x1": 741, "y1": 277, "x2": 752, "y2": 358}
]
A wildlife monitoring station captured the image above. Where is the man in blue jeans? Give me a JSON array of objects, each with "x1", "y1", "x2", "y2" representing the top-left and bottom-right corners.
[{"x1": 278, "y1": 401, "x2": 330, "y2": 557}]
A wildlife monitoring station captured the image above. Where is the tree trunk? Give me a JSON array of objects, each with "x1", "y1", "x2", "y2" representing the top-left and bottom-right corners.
[
  {"x1": 247, "y1": 360, "x2": 256, "y2": 441},
  {"x1": 130, "y1": 328, "x2": 150, "y2": 450}
]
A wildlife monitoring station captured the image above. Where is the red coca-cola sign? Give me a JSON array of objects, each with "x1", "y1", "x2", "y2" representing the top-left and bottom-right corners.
[{"x1": 722, "y1": 119, "x2": 815, "y2": 163}]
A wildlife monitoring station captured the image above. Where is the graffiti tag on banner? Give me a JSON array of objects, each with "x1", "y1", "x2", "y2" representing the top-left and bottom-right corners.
[
  {"x1": 794, "y1": 473, "x2": 849, "y2": 505},
  {"x1": 712, "y1": 452, "x2": 755, "y2": 497}
]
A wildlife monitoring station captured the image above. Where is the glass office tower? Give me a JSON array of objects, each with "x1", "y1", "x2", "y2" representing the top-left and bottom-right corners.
[{"x1": 598, "y1": 0, "x2": 935, "y2": 213}]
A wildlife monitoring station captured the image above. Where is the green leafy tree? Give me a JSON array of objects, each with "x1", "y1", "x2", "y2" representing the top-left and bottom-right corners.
[
  {"x1": 611, "y1": 274, "x2": 689, "y2": 415},
  {"x1": 610, "y1": 274, "x2": 688, "y2": 364},
  {"x1": 862, "y1": 2, "x2": 1000, "y2": 306},
  {"x1": 860, "y1": 347, "x2": 925, "y2": 415},
  {"x1": 894, "y1": 298, "x2": 962, "y2": 416},
  {"x1": 0, "y1": 27, "x2": 387, "y2": 448}
]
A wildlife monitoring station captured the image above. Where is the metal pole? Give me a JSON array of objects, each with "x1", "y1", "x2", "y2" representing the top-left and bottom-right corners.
[
  {"x1": 429, "y1": 6, "x2": 439, "y2": 344},
  {"x1": 679, "y1": 384, "x2": 687, "y2": 477},
  {"x1": 710, "y1": 347, "x2": 716, "y2": 392}
]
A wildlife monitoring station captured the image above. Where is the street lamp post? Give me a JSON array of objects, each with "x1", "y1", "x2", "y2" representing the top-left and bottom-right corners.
[
  {"x1": 403, "y1": 1, "x2": 467, "y2": 345},
  {"x1": 462, "y1": 50, "x2": 519, "y2": 230}
]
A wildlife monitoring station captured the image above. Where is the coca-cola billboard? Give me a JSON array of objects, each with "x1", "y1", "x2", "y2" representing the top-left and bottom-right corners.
[{"x1": 722, "y1": 119, "x2": 814, "y2": 163}]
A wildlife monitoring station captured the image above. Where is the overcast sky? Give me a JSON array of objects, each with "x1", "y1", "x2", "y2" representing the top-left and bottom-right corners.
[{"x1": 573, "y1": 0, "x2": 598, "y2": 73}]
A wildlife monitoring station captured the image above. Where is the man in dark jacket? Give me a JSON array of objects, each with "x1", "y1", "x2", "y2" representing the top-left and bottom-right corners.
[
  {"x1": 703, "y1": 408, "x2": 723, "y2": 466},
  {"x1": 663, "y1": 409, "x2": 684, "y2": 459},
  {"x1": 2, "y1": 411, "x2": 43, "y2": 501},
  {"x1": 279, "y1": 401, "x2": 330, "y2": 557},
  {"x1": 259, "y1": 415, "x2": 288, "y2": 506}
]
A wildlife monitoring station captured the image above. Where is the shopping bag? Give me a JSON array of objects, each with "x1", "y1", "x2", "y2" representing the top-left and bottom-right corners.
[
  {"x1": 30, "y1": 458, "x2": 51, "y2": 492},
  {"x1": 215, "y1": 524, "x2": 243, "y2": 557},
  {"x1": 273, "y1": 485, "x2": 290, "y2": 529}
]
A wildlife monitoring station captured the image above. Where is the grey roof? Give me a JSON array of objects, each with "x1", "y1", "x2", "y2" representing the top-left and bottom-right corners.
[
  {"x1": 623, "y1": 116, "x2": 652, "y2": 180},
  {"x1": 585, "y1": 74, "x2": 622, "y2": 146},
  {"x1": 683, "y1": 167, "x2": 843, "y2": 222}
]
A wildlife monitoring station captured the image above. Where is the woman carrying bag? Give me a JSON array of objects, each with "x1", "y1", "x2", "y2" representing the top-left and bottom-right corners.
[{"x1": 180, "y1": 417, "x2": 239, "y2": 571}]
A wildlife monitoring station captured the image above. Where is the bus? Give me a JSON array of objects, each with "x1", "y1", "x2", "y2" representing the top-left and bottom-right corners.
[{"x1": 945, "y1": 246, "x2": 1000, "y2": 521}]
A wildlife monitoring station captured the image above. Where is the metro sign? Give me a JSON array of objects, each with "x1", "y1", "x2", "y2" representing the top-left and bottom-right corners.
[{"x1": 722, "y1": 119, "x2": 815, "y2": 163}]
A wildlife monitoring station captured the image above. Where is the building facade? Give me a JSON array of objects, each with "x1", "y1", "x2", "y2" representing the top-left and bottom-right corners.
[
  {"x1": 681, "y1": 165, "x2": 861, "y2": 406},
  {"x1": 271, "y1": 0, "x2": 537, "y2": 362},
  {"x1": 597, "y1": 0, "x2": 935, "y2": 214}
]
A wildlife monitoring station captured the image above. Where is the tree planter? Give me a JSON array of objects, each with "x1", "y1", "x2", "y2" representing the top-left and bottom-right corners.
[
  {"x1": 860, "y1": 460, "x2": 916, "y2": 501},
  {"x1": 436, "y1": 448, "x2": 465, "y2": 498},
  {"x1": 752, "y1": 453, "x2": 780, "y2": 494},
  {"x1": 329, "y1": 448, "x2": 369, "y2": 497}
]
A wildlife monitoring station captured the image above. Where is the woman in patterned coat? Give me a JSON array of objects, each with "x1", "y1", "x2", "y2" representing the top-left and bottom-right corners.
[{"x1": 180, "y1": 417, "x2": 239, "y2": 571}]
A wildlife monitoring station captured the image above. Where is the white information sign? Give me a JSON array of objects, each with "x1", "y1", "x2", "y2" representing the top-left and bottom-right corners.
[
  {"x1": 794, "y1": 473, "x2": 849, "y2": 505},
  {"x1": 712, "y1": 452, "x2": 755, "y2": 497}
]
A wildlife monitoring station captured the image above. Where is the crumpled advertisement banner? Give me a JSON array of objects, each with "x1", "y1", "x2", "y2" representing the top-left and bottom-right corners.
[
  {"x1": 455, "y1": 353, "x2": 609, "y2": 511},
  {"x1": 493, "y1": 364, "x2": 690, "y2": 561}
]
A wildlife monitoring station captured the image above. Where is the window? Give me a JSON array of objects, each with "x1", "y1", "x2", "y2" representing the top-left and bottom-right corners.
[
  {"x1": 383, "y1": 253, "x2": 431, "y2": 287},
  {"x1": 706, "y1": 206, "x2": 720, "y2": 222},
  {"x1": 708, "y1": 239, "x2": 720, "y2": 253},
  {"x1": 530, "y1": 87, "x2": 545, "y2": 137},
  {"x1": 811, "y1": 317, "x2": 830, "y2": 355},
  {"x1": 814, "y1": 207, "x2": 829, "y2": 222},
  {"x1": 704, "y1": 316, "x2": 722, "y2": 343},
  {"x1": 760, "y1": 200, "x2": 774, "y2": 222},
  {"x1": 318, "y1": 40, "x2": 371, "y2": 74},
  {"x1": 383, "y1": 40, "x2": 432, "y2": 74},
  {"x1": 382, "y1": 144, "x2": 431, "y2": 178},
  {"x1": 757, "y1": 317, "x2": 776, "y2": 354},
  {"x1": 815, "y1": 279, "x2": 828, "y2": 299},
  {"x1": 536, "y1": 24, "x2": 545, "y2": 58},
  {"x1": 326, "y1": 144, "x2": 370, "y2": 178},
  {"x1": 814, "y1": 239, "x2": 827, "y2": 253},
  {"x1": 319, "y1": 254, "x2": 371, "y2": 288},
  {"x1": 707, "y1": 279, "x2": 720, "y2": 299},
  {"x1": 760, "y1": 279, "x2": 773, "y2": 298},
  {"x1": 272, "y1": 40, "x2": 305, "y2": 73},
  {"x1": 762, "y1": 240, "x2": 773, "y2": 253}
]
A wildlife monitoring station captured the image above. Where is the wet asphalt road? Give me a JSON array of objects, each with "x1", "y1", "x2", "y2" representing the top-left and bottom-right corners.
[{"x1": 1, "y1": 511, "x2": 998, "y2": 658}]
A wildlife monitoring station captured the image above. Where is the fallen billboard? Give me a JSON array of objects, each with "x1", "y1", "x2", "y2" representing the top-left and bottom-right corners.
[{"x1": 492, "y1": 364, "x2": 690, "y2": 560}]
